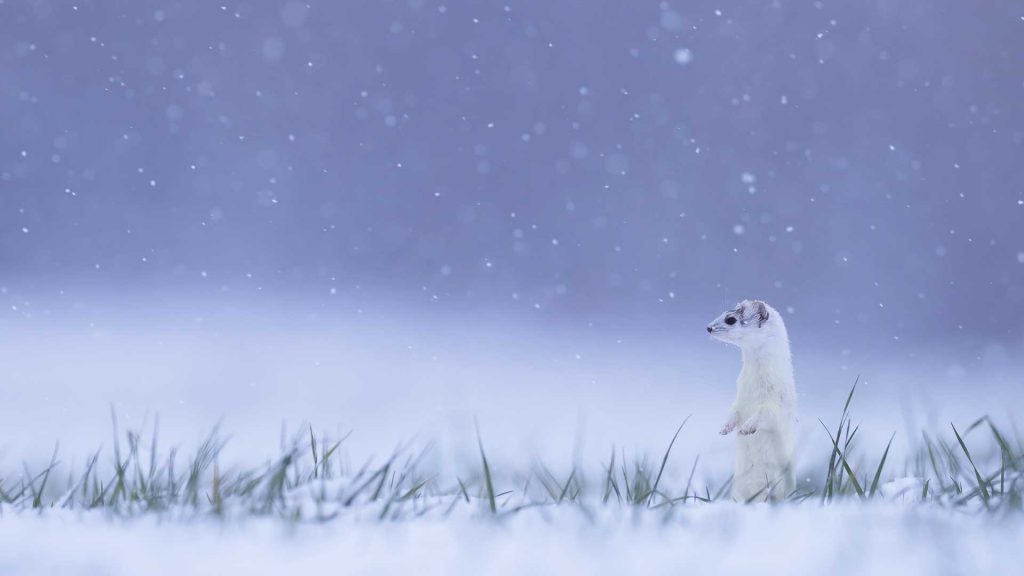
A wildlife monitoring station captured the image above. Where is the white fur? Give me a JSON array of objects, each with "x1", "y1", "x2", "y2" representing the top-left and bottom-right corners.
[{"x1": 707, "y1": 300, "x2": 796, "y2": 502}]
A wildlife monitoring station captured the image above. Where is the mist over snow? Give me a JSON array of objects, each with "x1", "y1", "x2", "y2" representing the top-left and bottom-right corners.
[{"x1": 1, "y1": 298, "x2": 1020, "y2": 479}]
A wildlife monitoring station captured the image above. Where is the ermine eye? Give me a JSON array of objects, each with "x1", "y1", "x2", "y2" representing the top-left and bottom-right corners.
[{"x1": 724, "y1": 316, "x2": 737, "y2": 325}]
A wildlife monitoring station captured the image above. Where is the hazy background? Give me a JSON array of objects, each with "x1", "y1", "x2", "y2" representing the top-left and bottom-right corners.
[{"x1": 1, "y1": 1, "x2": 1022, "y2": 468}]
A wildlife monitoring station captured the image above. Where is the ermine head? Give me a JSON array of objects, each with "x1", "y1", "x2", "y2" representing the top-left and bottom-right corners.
[{"x1": 706, "y1": 299, "x2": 783, "y2": 348}]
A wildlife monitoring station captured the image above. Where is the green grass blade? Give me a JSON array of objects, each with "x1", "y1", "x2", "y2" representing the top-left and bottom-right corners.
[
  {"x1": 819, "y1": 418, "x2": 865, "y2": 499},
  {"x1": 476, "y1": 425, "x2": 497, "y2": 514},
  {"x1": 869, "y1": 433, "x2": 896, "y2": 497},
  {"x1": 951, "y1": 423, "x2": 990, "y2": 502},
  {"x1": 647, "y1": 416, "x2": 690, "y2": 508}
]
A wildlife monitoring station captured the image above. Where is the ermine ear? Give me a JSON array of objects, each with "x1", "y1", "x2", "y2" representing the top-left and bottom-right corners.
[{"x1": 752, "y1": 300, "x2": 770, "y2": 327}]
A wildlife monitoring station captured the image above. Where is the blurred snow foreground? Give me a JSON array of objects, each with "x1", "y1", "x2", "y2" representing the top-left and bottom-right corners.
[
  {"x1": 0, "y1": 504, "x2": 1018, "y2": 576},
  {"x1": 2, "y1": 311, "x2": 1022, "y2": 574},
  {"x1": 0, "y1": 416, "x2": 1020, "y2": 576},
  {"x1": 1, "y1": 326, "x2": 1022, "y2": 574}
]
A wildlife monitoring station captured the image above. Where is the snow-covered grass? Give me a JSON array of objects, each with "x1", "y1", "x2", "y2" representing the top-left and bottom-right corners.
[
  {"x1": 1, "y1": 386, "x2": 1021, "y2": 574},
  {"x1": 6, "y1": 384, "x2": 1019, "y2": 517}
]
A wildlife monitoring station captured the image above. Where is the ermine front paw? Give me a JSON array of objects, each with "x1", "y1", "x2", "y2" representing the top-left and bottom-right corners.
[
  {"x1": 738, "y1": 419, "x2": 759, "y2": 435},
  {"x1": 720, "y1": 413, "x2": 741, "y2": 435}
]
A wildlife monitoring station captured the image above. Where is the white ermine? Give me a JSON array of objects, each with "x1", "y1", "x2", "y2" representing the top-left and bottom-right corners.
[{"x1": 706, "y1": 300, "x2": 796, "y2": 502}]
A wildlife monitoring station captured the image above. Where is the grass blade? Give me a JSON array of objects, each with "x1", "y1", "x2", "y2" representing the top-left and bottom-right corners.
[
  {"x1": 869, "y1": 433, "x2": 896, "y2": 497},
  {"x1": 951, "y1": 423, "x2": 990, "y2": 502},
  {"x1": 647, "y1": 416, "x2": 690, "y2": 508},
  {"x1": 476, "y1": 424, "x2": 497, "y2": 514}
]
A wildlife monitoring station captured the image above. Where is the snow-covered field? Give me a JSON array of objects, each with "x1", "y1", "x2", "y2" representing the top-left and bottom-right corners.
[
  {"x1": 3, "y1": 303, "x2": 1018, "y2": 467},
  {"x1": 1, "y1": 304, "x2": 1022, "y2": 575},
  {"x1": 0, "y1": 504, "x2": 1020, "y2": 576}
]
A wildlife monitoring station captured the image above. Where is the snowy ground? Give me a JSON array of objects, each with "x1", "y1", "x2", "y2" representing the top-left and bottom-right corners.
[
  {"x1": 0, "y1": 504, "x2": 1019, "y2": 576},
  {"x1": 2, "y1": 301, "x2": 1019, "y2": 470},
  {"x1": 1, "y1": 301, "x2": 1022, "y2": 575}
]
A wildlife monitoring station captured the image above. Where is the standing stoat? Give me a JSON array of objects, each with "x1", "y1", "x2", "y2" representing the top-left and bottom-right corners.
[{"x1": 706, "y1": 300, "x2": 796, "y2": 502}]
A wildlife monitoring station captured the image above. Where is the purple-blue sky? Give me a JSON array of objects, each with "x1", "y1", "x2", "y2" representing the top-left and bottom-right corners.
[{"x1": 2, "y1": 0, "x2": 1023, "y2": 351}]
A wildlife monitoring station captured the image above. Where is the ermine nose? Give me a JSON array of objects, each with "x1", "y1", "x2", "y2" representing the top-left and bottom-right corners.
[{"x1": 706, "y1": 326, "x2": 713, "y2": 333}]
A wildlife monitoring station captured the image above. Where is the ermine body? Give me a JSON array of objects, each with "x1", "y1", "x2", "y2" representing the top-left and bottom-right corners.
[{"x1": 706, "y1": 300, "x2": 796, "y2": 502}]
